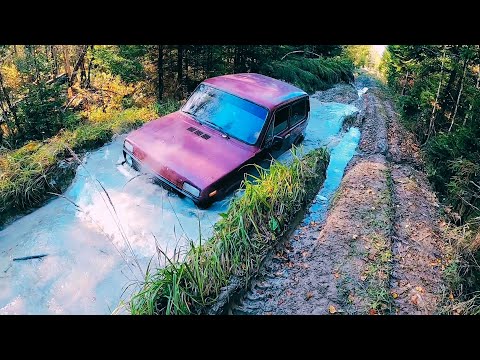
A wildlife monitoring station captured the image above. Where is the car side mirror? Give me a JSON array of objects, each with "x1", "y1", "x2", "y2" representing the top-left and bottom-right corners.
[{"x1": 271, "y1": 135, "x2": 283, "y2": 151}]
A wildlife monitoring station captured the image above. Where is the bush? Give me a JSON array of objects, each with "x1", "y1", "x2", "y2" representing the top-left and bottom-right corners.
[
  {"x1": 425, "y1": 128, "x2": 480, "y2": 218},
  {"x1": 260, "y1": 57, "x2": 354, "y2": 93},
  {"x1": 0, "y1": 100, "x2": 180, "y2": 227}
]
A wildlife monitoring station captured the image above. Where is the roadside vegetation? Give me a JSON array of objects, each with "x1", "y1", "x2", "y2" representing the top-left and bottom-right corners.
[
  {"x1": 260, "y1": 57, "x2": 354, "y2": 93},
  {"x1": 381, "y1": 45, "x2": 480, "y2": 313},
  {"x1": 0, "y1": 103, "x2": 176, "y2": 226},
  {"x1": 0, "y1": 45, "x2": 354, "y2": 228},
  {"x1": 129, "y1": 147, "x2": 329, "y2": 314}
]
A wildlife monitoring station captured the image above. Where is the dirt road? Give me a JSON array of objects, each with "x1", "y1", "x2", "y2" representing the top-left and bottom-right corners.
[{"x1": 231, "y1": 75, "x2": 449, "y2": 315}]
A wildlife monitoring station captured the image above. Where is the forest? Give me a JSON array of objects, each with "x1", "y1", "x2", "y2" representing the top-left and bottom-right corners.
[
  {"x1": 0, "y1": 45, "x2": 354, "y2": 148},
  {"x1": 2, "y1": 44, "x2": 479, "y2": 314},
  {"x1": 383, "y1": 45, "x2": 480, "y2": 297},
  {"x1": 0, "y1": 45, "x2": 356, "y2": 226}
]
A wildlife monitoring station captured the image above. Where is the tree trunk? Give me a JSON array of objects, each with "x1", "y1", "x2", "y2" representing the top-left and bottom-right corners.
[
  {"x1": 86, "y1": 45, "x2": 94, "y2": 89},
  {"x1": 233, "y1": 46, "x2": 240, "y2": 73},
  {"x1": 401, "y1": 70, "x2": 409, "y2": 95},
  {"x1": 184, "y1": 46, "x2": 189, "y2": 88},
  {"x1": 80, "y1": 57, "x2": 87, "y2": 88},
  {"x1": 449, "y1": 58, "x2": 468, "y2": 132},
  {"x1": 0, "y1": 97, "x2": 9, "y2": 140},
  {"x1": 177, "y1": 45, "x2": 183, "y2": 97},
  {"x1": 51, "y1": 45, "x2": 58, "y2": 77},
  {"x1": 0, "y1": 70, "x2": 21, "y2": 139},
  {"x1": 62, "y1": 46, "x2": 73, "y2": 97},
  {"x1": 157, "y1": 45, "x2": 164, "y2": 102},
  {"x1": 464, "y1": 65, "x2": 480, "y2": 126},
  {"x1": 427, "y1": 46, "x2": 446, "y2": 141},
  {"x1": 69, "y1": 45, "x2": 89, "y2": 86},
  {"x1": 62, "y1": 45, "x2": 72, "y2": 78},
  {"x1": 26, "y1": 45, "x2": 40, "y2": 82},
  {"x1": 439, "y1": 64, "x2": 458, "y2": 122},
  {"x1": 206, "y1": 46, "x2": 212, "y2": 76}
]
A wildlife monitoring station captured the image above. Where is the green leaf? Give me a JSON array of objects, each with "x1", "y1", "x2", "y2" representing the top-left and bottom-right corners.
[{"x1": 269, "y1": 217, "x2": 279, "y2": 232}]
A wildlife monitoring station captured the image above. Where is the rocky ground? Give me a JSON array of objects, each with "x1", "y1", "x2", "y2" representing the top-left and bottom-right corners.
[{"x1": 230, "y1": 74, "x2": 450, "y2": 315}]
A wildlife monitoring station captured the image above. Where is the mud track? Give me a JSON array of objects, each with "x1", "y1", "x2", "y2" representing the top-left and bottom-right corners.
[{"x1": 230, "y1": 75, "x2": 449, "y2": 315}]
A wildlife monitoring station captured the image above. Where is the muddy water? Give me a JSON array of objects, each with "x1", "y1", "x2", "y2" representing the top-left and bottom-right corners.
[
  {"x1": 0, "y1": 97, "x2": 359, "y2": 314},
  {"x1": 304, "y1": 127, "x2": 361, "y2": 224}
]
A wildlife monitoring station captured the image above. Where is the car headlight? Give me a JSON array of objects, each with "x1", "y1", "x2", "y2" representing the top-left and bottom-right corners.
[
  {"x1": 182, "y1": 182, "x2": 200, "y2": 197},
  {"x1": 124, "y1": 140, "x2": 133, "y2": 153}
]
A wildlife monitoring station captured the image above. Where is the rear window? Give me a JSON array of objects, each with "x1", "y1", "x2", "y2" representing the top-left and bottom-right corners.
[{"x1": 290, "y1": 98, "x2": 307, "y2": 126}]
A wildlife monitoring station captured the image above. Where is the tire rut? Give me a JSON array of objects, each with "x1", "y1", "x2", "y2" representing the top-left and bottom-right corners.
[{"x1": 231, "y1": 75, "x2": 448, "y2": 315}]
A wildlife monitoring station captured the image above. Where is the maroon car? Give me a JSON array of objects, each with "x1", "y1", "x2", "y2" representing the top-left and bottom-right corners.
[{"x1": 123, "y1": 73, "x2": 310, "y2": 208}]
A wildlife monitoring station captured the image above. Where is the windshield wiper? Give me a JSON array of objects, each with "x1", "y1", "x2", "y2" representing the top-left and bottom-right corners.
[
  {"x1": 203, "y1": 120, "x2": 230, "y2": 139},
  {"x1": 182, "y1": 110, "x2": 203, "y2": 125}
]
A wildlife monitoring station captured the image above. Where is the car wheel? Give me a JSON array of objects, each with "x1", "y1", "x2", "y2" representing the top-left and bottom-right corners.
[
  {"x1": 294, "y1": 134, "x2": 305, "y2": 146},
  {"x1": 123, "y1": 151, "x2": 137, "y2": 170},
  {"x1": 196, "y1": 199, "x2": 212, "y2": 210}
]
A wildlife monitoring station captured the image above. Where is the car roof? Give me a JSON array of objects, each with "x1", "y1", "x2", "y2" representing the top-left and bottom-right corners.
[{"x1": 202, "y1": 73, "x2": 308, "y2": 111}]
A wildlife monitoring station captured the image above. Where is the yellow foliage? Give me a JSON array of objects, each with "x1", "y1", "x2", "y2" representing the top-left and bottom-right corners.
[
  {"x1": 86, "y1": 106, "x2": 157, "y2": 133},
  {"x1": 1, "y1": 64, "x2": 22, "y2": 90},
  {"x1": 90, "y1": 72, "x2": 136, "y2": 111}
]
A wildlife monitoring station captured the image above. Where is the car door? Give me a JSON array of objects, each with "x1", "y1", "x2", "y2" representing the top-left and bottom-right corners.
[
  {"x1": 288, "y1": 97, "x2": 309, "y2": 146},
  {"x1": 263, "y1": 105, "x2": 291, "y2": 157}
]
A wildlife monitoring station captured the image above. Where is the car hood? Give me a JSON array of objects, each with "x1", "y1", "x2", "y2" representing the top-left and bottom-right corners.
[{"x1": 125, "y1": 111, "x2": 258, "y2": 190}]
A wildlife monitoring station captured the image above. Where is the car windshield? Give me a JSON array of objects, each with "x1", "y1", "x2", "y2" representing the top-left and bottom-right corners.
[{"x1": 182, "y1": 83, "x2": 269, "y2": 145}]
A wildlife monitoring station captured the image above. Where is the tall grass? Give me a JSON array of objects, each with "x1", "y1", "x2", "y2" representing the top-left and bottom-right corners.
[
  {"x1": 0, "y1": 101, "x2": 179, "y2": 227},
  {"x1": 260, "y1": 57, "x2": 354, "y2": 93},
  {"x1": 129, "y1": 147, "x2": 330, "y2": 315}
]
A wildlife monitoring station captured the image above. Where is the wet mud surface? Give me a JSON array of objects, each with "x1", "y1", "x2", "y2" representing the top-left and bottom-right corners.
[{"x1": 232, "y1": 75, "x2": 448, "y2": 315}]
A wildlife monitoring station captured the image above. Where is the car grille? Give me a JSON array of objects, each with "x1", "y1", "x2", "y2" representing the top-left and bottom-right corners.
[
  {"x1": 127, "y1": 154, "x2": 184, "y2": 196},
  {"x1": 153, "y1": 177, "x2": 179, "y2": 194}
]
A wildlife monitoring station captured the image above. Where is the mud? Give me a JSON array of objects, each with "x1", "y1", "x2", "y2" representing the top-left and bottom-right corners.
[
  {"x1": 232, "y1": 74, "x2": 448, "y2": 315},
  {"x1": 384, "y1": 99, "x2": 424, "y2": 169},
  {"x1": 311, "y1": 83, "x2": 359, "y2": 104}
]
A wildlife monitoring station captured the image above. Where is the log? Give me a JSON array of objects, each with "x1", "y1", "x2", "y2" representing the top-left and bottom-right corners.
[{"x1": 13, "y1": 254, "x2": 48, "y2": 261}]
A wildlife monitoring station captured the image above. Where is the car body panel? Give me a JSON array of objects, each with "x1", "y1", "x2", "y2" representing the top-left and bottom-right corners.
[{"x1": 203, "y1": 73, "x2": 307, "y2": 111}]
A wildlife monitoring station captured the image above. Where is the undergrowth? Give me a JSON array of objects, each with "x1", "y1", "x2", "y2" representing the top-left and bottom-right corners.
[{"x1": 0, "y1": 100, "x2": 178, "y2": 227}]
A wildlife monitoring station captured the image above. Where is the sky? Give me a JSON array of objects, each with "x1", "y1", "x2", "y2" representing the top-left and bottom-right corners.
[{"x1": 372, "y1": 45, "x2": 387, "y2": 55}]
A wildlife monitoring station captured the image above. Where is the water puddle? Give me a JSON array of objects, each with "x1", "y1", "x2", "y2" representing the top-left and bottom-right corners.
[
  {"x1": 304, "y1": 127, "x2": 361, "y2": 224},
  {"x1": 0, "y1": 96, "x2": 361, "y2": 314}
]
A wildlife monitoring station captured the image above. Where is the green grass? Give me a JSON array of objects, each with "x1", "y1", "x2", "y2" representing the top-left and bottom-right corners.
[
  {"x1": 440, "y1": 217, "x2": 480, "y2": 314},
  {"x1": 260, "y1": 57, "x2": 354, "y2": 94},
  {"x1": 362, "y1": 232, "x2": 393, "y2": 314},
  {"x1": 129, "y1": 147, "x2": 330, "y2": 315},
  {"x1": 356, "y1": 168, "x2": 395, "y2": 314},
  {"x1": 0, "y1": 100, "x2": 179, "y2": 227}
]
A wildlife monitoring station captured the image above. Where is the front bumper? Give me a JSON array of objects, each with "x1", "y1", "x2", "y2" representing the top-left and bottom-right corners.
[{"x1": 123, "y1": 147, "x2": 202, "y2": 203}]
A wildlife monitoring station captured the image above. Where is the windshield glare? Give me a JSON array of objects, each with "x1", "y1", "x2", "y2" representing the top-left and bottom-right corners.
[{"x1": 182, "y1": 84, "x2": 269, "y2": 145}]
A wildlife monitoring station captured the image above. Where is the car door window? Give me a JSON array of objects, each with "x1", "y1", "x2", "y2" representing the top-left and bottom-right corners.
[
  {"x1": 290, "y1": 98, "x2": 307, "y2": 126},
  {"x1": 273, "y1": 106, "x2": 289, "y2": 136}
]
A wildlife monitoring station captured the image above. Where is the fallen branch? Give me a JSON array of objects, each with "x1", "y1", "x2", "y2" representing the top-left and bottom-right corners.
[
  {"x1": 13, "y1": 254, "x2": 48, "y2": 261},
  {"x1": 281, "y1": 50, "x2": 322, "y2": 61}
]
